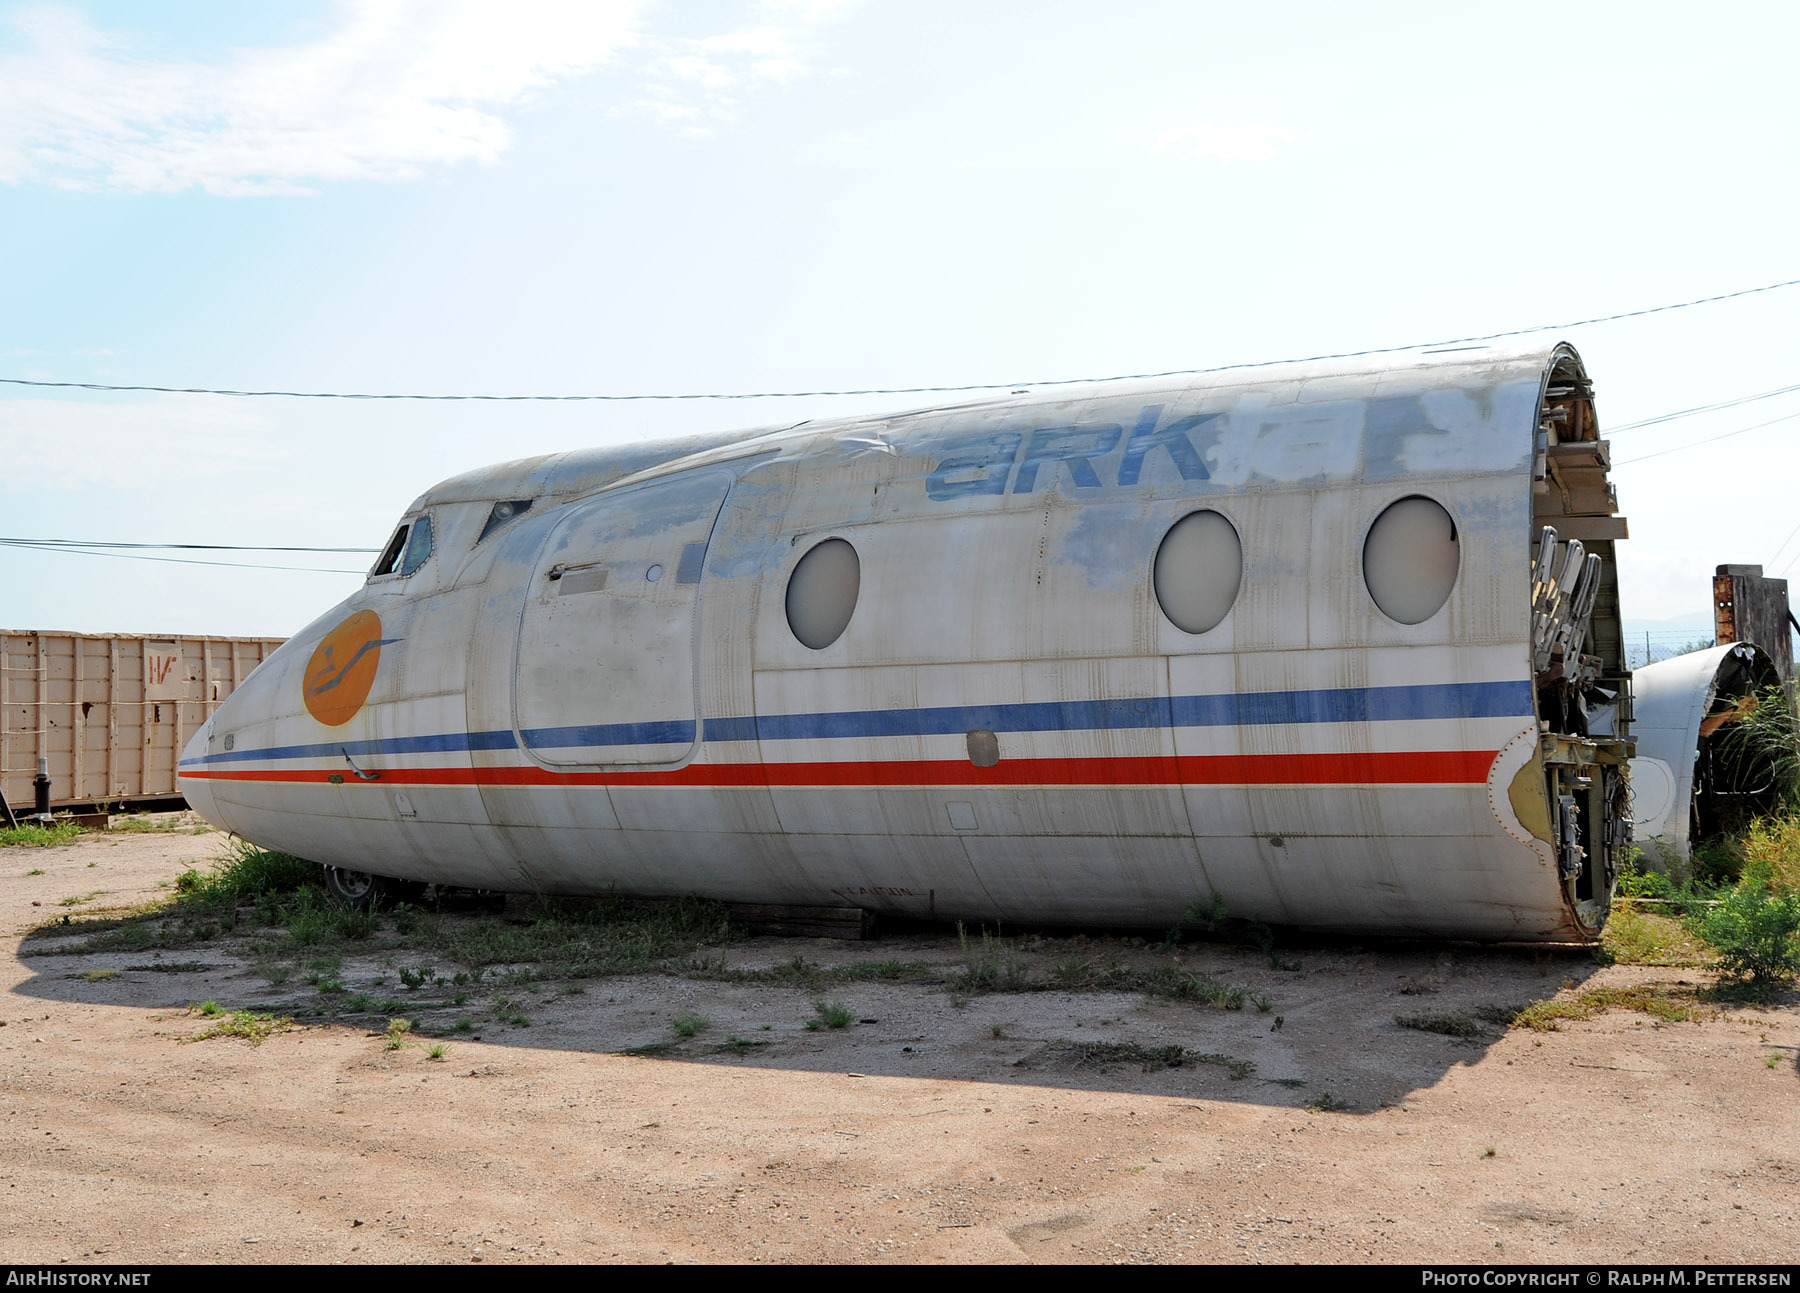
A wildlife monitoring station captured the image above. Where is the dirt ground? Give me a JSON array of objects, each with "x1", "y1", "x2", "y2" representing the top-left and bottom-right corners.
[{"x1": 2, "y1": 823, "x2": 1796, "y2": 1266}]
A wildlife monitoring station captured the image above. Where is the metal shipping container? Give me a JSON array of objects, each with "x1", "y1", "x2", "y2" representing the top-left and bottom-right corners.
[{"x1": 2, "y1": 631, "x2": 285, "y2": 811}]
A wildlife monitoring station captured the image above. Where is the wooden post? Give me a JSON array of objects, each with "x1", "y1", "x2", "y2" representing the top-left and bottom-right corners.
[{"x1": 1714, "y1": 564, "x2": 1794, "y2": 684}]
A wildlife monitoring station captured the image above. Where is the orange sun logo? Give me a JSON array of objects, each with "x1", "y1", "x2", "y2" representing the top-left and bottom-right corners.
[{"x1": 302, "y1": 610, "x2": 391, "y2": 726}]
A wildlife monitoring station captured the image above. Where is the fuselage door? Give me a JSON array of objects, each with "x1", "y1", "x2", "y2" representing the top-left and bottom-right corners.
[{"x1": 513, "y1": 471, "x2": 730, "y2": 767}]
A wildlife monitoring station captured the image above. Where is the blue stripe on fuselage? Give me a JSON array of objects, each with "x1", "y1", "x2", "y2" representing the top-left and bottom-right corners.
[{"x1": 179, "y1": 680, "x2": 1531, "y2": 767}]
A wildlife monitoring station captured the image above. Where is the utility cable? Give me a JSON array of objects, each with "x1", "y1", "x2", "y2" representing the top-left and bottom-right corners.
[
  {"x1": 1611, "y1": 409, "x2": 1800, "y2": 467},
  {"x1": 0, "y1": 536, "x2": 378, "y2": 554},
  {"x1": 3, "y1": 276, "x2": 1798, "y2": 403},
  {"x1": 0, "y1": 540, "x2": 365, "y2": 575},
  {"x1": 1608, "y1": 379, "x2": 1800, "y2": 432},
  {"x1": 1767, "y1": 516, "x2": 1800, "y2": 572}
]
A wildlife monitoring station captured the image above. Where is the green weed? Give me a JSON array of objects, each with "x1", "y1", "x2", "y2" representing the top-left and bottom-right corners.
[
  {"x1": 812, "y1": 999, "x2": 854, "y2": 1029},
  {"x1": 0, "y1": 822, "x2": 84, "y2": 847},
  {"x1": 1603, "y1": 905, "x2": 1709, "y2": 966},
  {"x1": 671, "y1": 1013, "x2": 709, "y2": 1038},
  {"x1": 176, "y1": 841, "x2": 319, "y2": 912},
  {"x1": 1513, "y1": 984, "x2": 1708, "y2": 1032},
  {"x1": 616, "y1": 1042, "x2": 674, "y2": 1057},
  {"x1": 187, "y1": 1008, "x2": 293, "y2": 1046},
  {"x1": 108, "y1": 816, "x2": 181, "y2": 834},
  {"x1": 716, "y1": 1036, "x2": 770, "y2": 1054},
  {"x1": 951, "y1": 924, "x2": 1032, "y2": 994},
  {"x1": 1396, "y1": 1011, "x2": 1481, "y2": 1038},
  {"x1": 1688, "y1": 870, "x2": 1800, "y2": 997},
  {"x1": 384, "y1": 1018, "x2": 412, "y2": 1050},
  {"x1": 1072, "y1": 1042, "x2": 1255, "y2": 1079}
]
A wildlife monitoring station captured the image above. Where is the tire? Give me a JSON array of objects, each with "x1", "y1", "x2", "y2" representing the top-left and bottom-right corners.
[{"x1": 322, "y1": 865, "x2": 387, "y2": 911}]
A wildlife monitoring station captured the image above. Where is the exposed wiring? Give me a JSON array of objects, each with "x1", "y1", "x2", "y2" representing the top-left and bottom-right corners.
[{"x1": 4, "y1": 276, "x2": 1798, "y2": 403}]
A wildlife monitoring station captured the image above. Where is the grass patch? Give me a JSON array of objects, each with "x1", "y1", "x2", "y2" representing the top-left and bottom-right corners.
[
  {"x1": 0, "y1": 822, "x2": 84, "y2": 848},
  {"x1": 1051, "y1": 957, "x2": 1260, "y2": 1010},
  {"x1": 1307, "y1": 1091, "x2": 1352, "y2": 1112},
  {"x1": 716, "y1": 1035, "x2": 770, "y2": 1054},
  {"x1": 422, "y1": 894, "x2": 736, "y2": 980},
  {"x1": 616, "y1": 1041, "x2": 675, "y2": 1058},
  {"x1": 1512, "y1": 983, "x2": 1710, "y2": 1032},
  {"x1": 1603, "y1": 905, "x2": 1710, "y2": 966},
  {"x1": 109, "y1": 816, "x2": 193, "y2": 835},
  {"x1": 671, "y1": 1013, "x2": 709, "y2": 1038},
  {"x1": 1396, "y1": 1011, "x2": 1481, "y2": 1038},
  {"x1": 681, "y1": 952, "x2": 934, "y2": 991},
  {"x1": 1734, "y1": 814, "x2": 1800, "y2": 894},
  {"x1": 79, "y1": 968, "x2": 119, "y2": 982},
  {"x1": 951, "y1": 925, "x2": 1032, "y2": 994},
  {"x1": 1072, "y1": 1042, "x2": 1256, "y2": 1079},
  {"x1": 811, "y1": 999, "x2": 854, "y2": 1029},
  {"x1": 176, "y1": 841, "x2": 319, "y2": 912},
  {"x1": 186, "y1": 1006, "x2": 293, "y2": 1045}
]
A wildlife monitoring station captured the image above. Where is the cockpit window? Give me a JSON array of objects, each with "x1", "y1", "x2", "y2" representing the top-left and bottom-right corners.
[
  {"x1": 400, "y1": 514, "x2": 434, "y2": 576},
  {"x1": 477, "y1": 498, "x2": 534, "y2": 544},
  {"x1": 371, "y1": 524, "x2": 409, "y2": 577}
]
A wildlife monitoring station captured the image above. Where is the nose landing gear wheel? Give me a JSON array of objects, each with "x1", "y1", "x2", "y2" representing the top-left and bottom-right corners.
[
  {"x1": 323, "y1": 866, "x2": 383, "y2": 911},
  {"x1": 322, "y1": 867, "x2": 426, "y2": 911}
]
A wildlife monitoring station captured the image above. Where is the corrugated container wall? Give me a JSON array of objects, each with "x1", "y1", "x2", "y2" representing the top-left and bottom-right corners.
[{"x1": 2, "y1": 632, "x2": 285, "y2": 811}]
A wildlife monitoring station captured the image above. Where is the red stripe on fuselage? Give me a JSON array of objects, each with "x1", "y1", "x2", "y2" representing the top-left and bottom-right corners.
[{"x1": 179, "y1": 749, "x2": 1498, "y2": 789}]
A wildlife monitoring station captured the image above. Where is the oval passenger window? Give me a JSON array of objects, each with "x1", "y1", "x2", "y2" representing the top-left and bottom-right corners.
[
  {"x1": 1153, "y1": 510, "x2": 1243, "y2": 635},
  {"x1": 786, "y1": 537, "x2": 860, "y2": 649},
  {"x1": 1363, "y1": 496, "x2": 1459, "y2": 624}
]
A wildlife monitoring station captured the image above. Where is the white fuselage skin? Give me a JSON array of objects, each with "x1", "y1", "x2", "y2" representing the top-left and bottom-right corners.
[{"x1": 180, "y1": 343, "x2": 1620, "y2": 940}]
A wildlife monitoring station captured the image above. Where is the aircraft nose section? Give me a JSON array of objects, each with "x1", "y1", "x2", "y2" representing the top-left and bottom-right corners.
[{"x1": 176, "y1": 716, "x2": 230, "y2": 833}]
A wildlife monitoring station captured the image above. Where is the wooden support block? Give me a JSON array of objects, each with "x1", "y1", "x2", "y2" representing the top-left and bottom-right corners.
[{"x1": 726, "y1": 903, "x2": 871, "y2": 940}]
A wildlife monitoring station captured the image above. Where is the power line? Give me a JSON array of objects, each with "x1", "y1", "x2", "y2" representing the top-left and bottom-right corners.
[
  {"x1": 1768, "y1": 516, "x2": 1800, "y2": 572},
  {"x1": 4, "y1": 276, "x2": 1799, "y2": 404},
  {"x1": 1611, "y1": 409, "x2": 1800, "y2": 467},
  {"x1": 0, "y1": 541, "x2": 365, "y2": 575},
  {"x1": 1608, "y1": 379, "x2": 1800, "y2": 432},
  {"x1": 0, "y1": 536, "x2": 378, "y2": 554}
]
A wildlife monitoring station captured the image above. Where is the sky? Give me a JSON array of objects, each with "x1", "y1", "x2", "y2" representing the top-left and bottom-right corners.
[{"x1": 2, "y1": 0, "x2": 1798, "y2": 644}]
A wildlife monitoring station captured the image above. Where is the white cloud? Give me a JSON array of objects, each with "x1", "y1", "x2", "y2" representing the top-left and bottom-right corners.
[
  {"x1": 0, "y1": 395, "x2": 287, "y2": 487},
  {"x1": 0, "y1": 1, "x2": 644, "y2": 195},
  {"x1": 613, "y1": 0, "x2": 850, "y2": 135},
  {"x1": 1149, "y1": 121, "x2": 1300, "y2": 163}
]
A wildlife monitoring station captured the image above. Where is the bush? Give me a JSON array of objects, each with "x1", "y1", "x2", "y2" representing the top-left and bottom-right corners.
[
  {"x1": 1687, "y1": 869, "x2": 1800, "y2": 996},
  {"x1": 177, "y1": 841, "x2": 319, "y2": 911},
  {"x1": 1735, "y1": 813, "x2": 1800, "y2": 895}
]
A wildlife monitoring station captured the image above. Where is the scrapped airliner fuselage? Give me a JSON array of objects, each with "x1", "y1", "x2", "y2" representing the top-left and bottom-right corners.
[{"x1": 179, "y1": 342, "x2": 1633, "y2": 940}]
